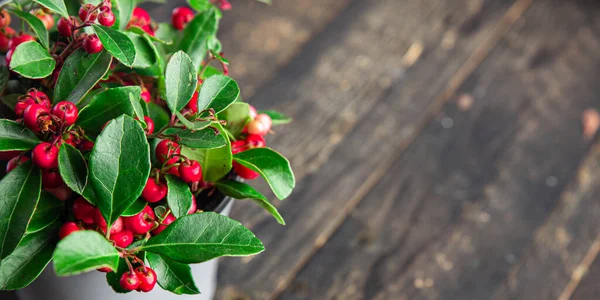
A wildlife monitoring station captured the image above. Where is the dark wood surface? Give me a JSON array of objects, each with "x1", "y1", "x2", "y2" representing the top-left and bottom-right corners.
[{"x1": 7, "y1": 0, "x2": 600, "y2": 299}]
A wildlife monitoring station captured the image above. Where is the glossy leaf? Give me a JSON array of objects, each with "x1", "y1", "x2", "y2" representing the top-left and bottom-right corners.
[
  {"x1": 112, "y1": 0, "x2": 135, "y2": 30},
  {"x1": 197, "y1": 75, "x2": 240, "y2": 114},
  {"x1": 179, "y1": 8, "x2": 219, "y2": 68},
  {"x1": 106, "y1": 258, "x2": 132, "y2": 293},
  {"x1": 174, "y1": 111, "x2": 210, "y2": 131},
  {"x1": 26, "y1": 192, "x2": 63, "y2": 234},
  {"x1": 258, "y1": 110, "x2": 292, "y2": 125},
  {"x1": 219, "y1": 102, "x2": 250, "y2": 136},
  {"x1": 165, "y1": 51, "x2": 198, "y2": 113},
  {"x1": 33, "y1": 0, "x2": 69, "y2": 18},
  {"x1": 77, "y1": 86, "x2": 140, "y2": 133},
  {"x1": 58, "y1": 144, "x2": 88, "y2": 195},
  {"x1": 10, "y1": 41, "x2": 55, "y2": 79},
  {"x1": 92, "y1": 25, "x2": 136, "y2": 67},
  {"x1": 233, "y1": 148, "x2": 295, "y2": 200},
  {"x1": 163, "y1": 126, "x2": 227, "y2": 149},
  {"x1": 188, "y1": 0, "x2": 211, "y2": 12},
  {"x1": 147, "y1": 253, "x2": 200, "y2": 295},
  {"x1": 148, "y1": 102, "x2": 170, "y2": 132},
  {"x1": 140, "y1": 213, "x2": 264, "y2": 263},
  {"x1": 216, "y1": 180, "x2": 284, "y2": 225},
  {"x1": 8, "y1": 9, "x2": 49, "y2": 49},
  {"x1": 165, "y1": 175, "x2": 193, "y2": 219},
  {"x1": 0, "y1": 162, "x2": 41, "y2": 259},
  {"x1": 121, "y1": 198, "x2": 146, "y2": 217},
  {"x1": 128, "y1": 92, "x2": 145, "y2": 122},
  {"x1": 0, "y1": 222, "x2": 59, "y2": 290},
  {"x1": 127, "y1": 26, "x2": 171, "y2": 45},
  {"x1": 180, "y1": 124, "x2": 231, "y2": 182},
  {"x1": 127, "y1": 32, "x2": 156, "y2": 69},
  {"x1": 89, "y1": 115, "x2": 151, "y2": 226},
  {"x1": 0, "y1": 119, "x2": 40, "y2": 151},
  {"x1": 54, "y1": 49, "x2": 112, "y2": 104},
  {"x1": 53, "y1": 231, "x2": 120, "y2": 276}
]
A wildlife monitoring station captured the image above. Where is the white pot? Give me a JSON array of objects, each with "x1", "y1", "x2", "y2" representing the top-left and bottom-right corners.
[{"x1": 16, "y1": 202, "x2": 232, "y2": 300}]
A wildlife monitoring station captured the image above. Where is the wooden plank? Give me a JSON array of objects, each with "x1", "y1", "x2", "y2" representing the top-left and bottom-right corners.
[
  {"x1": 277, "y1": 0, "x2": 600, "y2": 299},
  {"x1": 571, "y1": 236, "x2": 600, "y2": 300},
  {"x1": 215, "y1": 0, "x2": 523, "y2": 298}
]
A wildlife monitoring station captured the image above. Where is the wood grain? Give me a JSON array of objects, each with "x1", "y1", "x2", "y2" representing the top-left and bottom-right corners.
[
  {"x1": 215, "y1": 0, "x2": 522, "y2": 298},
  {"x1": 278, "y1": 0, "x2": 600, "y2": 299}
]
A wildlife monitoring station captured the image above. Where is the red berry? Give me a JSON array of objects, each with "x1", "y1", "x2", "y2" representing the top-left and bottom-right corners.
[
  {"x1": 57, "y1": 18, "x2": 72, "y2": 36},
  {"x1": 6, "y1": 156, "x2": 29, "y2": 173},
  {"x1": 188, "y1": 195, "x2": 197, "y2": 214},
  {"x1": 144, "y1": 116, "x2": 154, "y2": 134},
  {"x1": 32, "y1": 10, "x2": 54, "y2": 30},
  {"x1": 141, "y1": 24, "x2": 155, "y2": 36},
  {"x1": 246, "y1": 119, "x2": 268, "y2": 136},
  {"x1": 120, "y1": 272, "x2": 141, "y2": 291},
  {"x1": 79, "y1": 4, "x2": 98, "y2": 22},
  {"x1": 14, "y1": 98, "x2": 35, "y2": 118},
  {"x1": 246, "y1": 134, "x2": 266, "y2": 148},
  {"x1": 171, "y1": 7, "x2": 194, "y2": 31},
  {"x1": 0, "y1": 27, "x2": 15, "y2": 52},
  {"x1": 130, "y1": 7, "x2": 151, "y2": 26},
  {"x1": 42, "y1": 169, "x2": 63, "y2": 189},
  {"x1": 155, "y1": 139, "x2": 180, "y2": 164},
  {"x1": 79, "y1": 139, "x2": 94, "y2": 152},
  {"x1": 83, "y1": 34, "x2": 103, "y2": 54},
  {"x1": 231, "y1": 140, "x2": 247, "y2": 154},
  {"x1": 140, "y1": 87, "x2": 151, "y2": 103},
  {"x1": 52, "y1": 101, "x2": 79, "y2": 126},
  {"x1": 185, "y1": 91, "x2": 199, "y2": 113},
  {"x1": 141, "y1": 178, "x2": 167, "y2": 203},
  {"x1": 5, "y1": 47, "x2": 12, "y2": 66},
  {"x1": 32, "y1": 142, "x2": 58, "y2": 169},
  {"x1": 110, "y1": 217, "x2": 124, "y2": 235},
  {"x1": 28, "y1": 90, "x2": 51, "y2": 108},
  {"x1": 255, "y1": 113, "x2": 272, "y2": 130},
  {"x1": 92, "y1": 208, "x2": 107, "y2": 228},
  {"x1": 233, "y1": 162, "x2": 259, "y2": 180},
  {"x1": 98, "y1": 11, "x2": 115, "y2": 27},
  {"x1": 0, "y1": 11, "x2": 11, "y2": 29},
  {"x1": 248, "y1": 105, "x2": 257, "y2": 119},
  {"x1": 8, "y1": 34, "x2": 35, "y2": 49},
  {"x1": 110, "y1": 229, "x2": 133, "y2": 247},
  {"x1": 0, "y1": 150, "x2": 21, "y2": 161},
  {"x1": 58, "y1": 222, "x2": 80, "y2": 239},
  {"x1": 73, "y1": 197, "x2": 94, "y2": 221},
  {"x1": 23, "y1": 104, "x2": 49, "y2": 132},
  {"x1": 179, "y1": 160, "x2": 202, "y2": 183},
  {"x1": 134, "y1": 267, "x2": 157, "y2": 292},
  {"x1": 123, "y1": 205, "x2": 155, "y2": 235},
  {"x1": 151, "y1": 212, "x2": 175, "y2": 235},
  {"x1": 97, "y1": 267, "x2": 113, "y2": 273},
  {"x1": 218, "y1": 0, "x2": 232, "y2": 11}
]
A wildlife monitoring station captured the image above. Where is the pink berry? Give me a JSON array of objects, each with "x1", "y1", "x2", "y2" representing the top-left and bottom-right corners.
[
  {"x1": 255, "y1": 113, "x2": 272, "y2": 130},
  {"x1": 171, "y1": 7, "x2": 194, "y2": 31},
  {"x1": 98, "y1": 11, "x2": 115, "y2": 27},
  {"x1": 52, "y1": 101, "x2": 78, "y2": 126},
  {"x1": 246, "y1": 119, "x2": 268, "y2": 136},
  {"x1": 79, "y1": 4, "x2": 97, "y2": 22},
  {"x1": 83, "y1": 34, "x2": 103, "y2": 54},
  {"x1": 32, "y1": 142, "x2": 58, "y2": 169},
  {"x1": 57, "y1": 18, "x2": 72, "y2": 36}
]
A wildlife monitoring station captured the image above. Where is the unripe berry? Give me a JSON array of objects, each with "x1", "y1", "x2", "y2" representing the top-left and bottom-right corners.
[
  {"x1": 171, "y1": 7, "x2": 194, "y2": 31},
  {"x1": 79, "y1": 4, "x2": 98, "y2": 22},
  {"x1": 246, "y1": 134, "x2": 266, "y2": 148},
  {"x1": 255, "y1": 113, "x2": 272, "y2": 130},
  {"x1": 110, "y1": 229, "x2": 133, "y2": 247},
  {"x1": 83, "y1": 34, "x2": 103, "y2": 54},
  {"x1": 8, "y1": 34, "x2": 35, "y2": 49},
  {"x1": 140, "y1": 87, "x2": 151, "y2": 103},
  {"x1": 98, "y1": 11, "x2": 115, "y2": 27},
  {"x1": 0, "y1": 11, "x2": 11, "y2": 29},
  {"x1": 233, "y1": 162, "x2": 259, "y2": 180},
  {"x1": 58, "y1": 222, "x2": 80, "y2": 239},
  {"x1": 134, "y1": 267, "x2": 157, "y2": 292},
  {"x1": 141, "y1": 178, "x2": 167, "y2": 203},
  {"x1": 6, "y1": 156, "x2": 29, "y2": 173},
  {"x1": 119, "y1": 272, "x2": 141, "y2": 291},
  {"x1": 110, "y1": 217, "x2": 124, "y2": 235},
  {"x1": 42, "y1": 169, "x2": 63, "y2": 189},
  {"x1": 97, "y1": 267, "x2": 113, "y2": 273},
  {"x1": 218, "y1": 0, "x2": 232, "y2": 11},
  {"x1": 57, "y1": 18, "x2": 72, "y2": 36},
  {"x1": 155, "y1": 139, "x2": 180, "y2": 164},
  {"x1": 179, "y1": 160, "x2": 202, "y2": 183},
  {"x1": 23, "y1": 104, "x2": 49, "y2": 132},
  {"x1": 32, "y1": 9, "x2": 54, "y2": 30},
  {"x1": 32, "y1": 142, "x2": 59, "y2": 169},
  {"x1": 248, "y1": 105, "x2": 257, "y2": 119},
  {"x1": 123, "y1": 205, "x2": 155, "y2": 235},
  {"x1": 185, "y1": 91, "x2": 199, "y2": 113},
  {"x1": 52, "y1": 101, "x2": 79, "y2": 126},
  {"x1": 151, "y1": 212, "x2": 175, "y2": 235},
  {"x1": 73, "y1": 197, "x2": 94, "y2": 221},
  {"x1": 246, "y1": 119, "x2": 268, "y2": 136}
]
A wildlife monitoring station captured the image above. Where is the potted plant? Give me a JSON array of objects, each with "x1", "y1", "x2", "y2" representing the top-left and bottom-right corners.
[{"x1": 0, "y1": 0, "x2": 294, "y2": 299}]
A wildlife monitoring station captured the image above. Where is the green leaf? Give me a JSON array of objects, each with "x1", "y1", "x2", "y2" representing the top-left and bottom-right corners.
[
  {"x1": 147, "y1": 253, "x2": 200, "y2": 295},
  {"x1": 58, "y1": 144, "x2": 88, "y2": 195},
  {"x1": 10, "y1": 41, "x2": 55, "y2": 79},
  {"x1": 33, "y1": 0, "x2": 69, "y2": 18},
  {"x1": 0, "y1": 222, "x2": 59, "y2": 290},
  {"x1": 216, "y1": 180, "x2": 284, "y2": 225},
  {"x1": 180, "y1": 124, "x2": 231, "y2": 182},
  {"x1": 258, "y1": 110, "x2": 292, "y2": 125},
  {"x1": 54, "y1": 49, "x2": 112, "y2": 104},
  {"x1": 179, "y1": 8, "x2": 219, "y2": 69},
  {"x1": 233, "y1": 148, "x2": 295, "y2": 200},
  {"x1": 165, "y1": 51, "x2": 198, "y2": 113},
  {"x1": 0, "y1": 119, "x2": 40, "y2": 151},
  {"x1": 92, "y1": 25, "x2": 136, "y2": 67},
  {"x1": 89, "y1": 115, "x2": 151, "y2": 226},
  {"x1": 121, "y1": 198, "x2": 146, "y2": 217},
  {"x1": 26, "y1": 192, "x2": 63, "y2": 234},
  {"x1": 198, "y1": 75, "x2": 240, "y2": 114},
  {"x1": 7, "y1": 9, "x2": 50, "y2": 49},
  {"x1": 163, "y1": 126, "x2": 227, "y2": 149},
  {"x1": 188, "y1": 0, "x2": 211, "y2": 12},
  {"x1": 256, "y1": 0, "x2": 272, "y2": 4},
  {"x1": 140, "y1": 213, "x2": 264, "y2": 263},
  {"x1": 127, "y1": 26, "x2": 171, "y2": 45},
  {"x1": 112, "y1": 0, "x2": 135, "y2": 30},
  {"x1": 0, "y1": 162, "x2": 41, "y2": 259},
  {"x1": 200, "y1": 65, "x2": 222, "y2": 79},
  {"x1": 154, "y1": 22, "x2": 178, "y2": 46},
  {"x1": 219, "y1": 102, "x2": 250, "y2": 136},
  {"x1": 174, "y1": 111, "x2": 211, "y2": 131},
  {"x1": 165, "y1": 175, "x2": 193, "y2": 219},
  {"x1": 77, "y1": 86, "x2": 140, "y2": 133},
  {"x1": 148, "y1": 102, "x2": 170, "y2": 132},
  {"x1": 53, "y1": 231, "x2": 120, "y2": 276},
  {"x1": 128, "y1": 92, "x2": 145, "y2": 121},
  {"x1": 127, "y1": 32, "x2": 156, "y2": 69}
]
